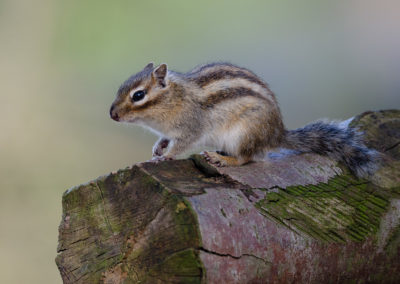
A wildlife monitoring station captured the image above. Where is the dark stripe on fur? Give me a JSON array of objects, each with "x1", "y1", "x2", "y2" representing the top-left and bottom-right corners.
[
  {"x1": 118, "y1": 67, "x2": 154, "y2": 96},
  {"x1": 192, "y1": 70, "x2": 268, "y2": 89},
  {"x1": 131, "y1": 94, "x2": 165, "y2": 111},
  {"x1": 283, "y1": 121, "x2": 379, "y2": 177},
  {"x1": 200, "y1": 87, "x2": 268, "y2": 109}
]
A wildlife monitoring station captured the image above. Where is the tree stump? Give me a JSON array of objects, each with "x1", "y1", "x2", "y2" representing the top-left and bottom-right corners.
[{"x1": 56, "y1": 110, "x2": 400, "y2": 283}]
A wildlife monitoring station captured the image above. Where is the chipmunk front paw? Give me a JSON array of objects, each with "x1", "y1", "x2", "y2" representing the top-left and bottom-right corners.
[
  {"x1": 149, "y1": 155, "x2": 175, "y2": 163},
  {"x1": 152, "y1": 138, "x2": 170, "y2": 157}
]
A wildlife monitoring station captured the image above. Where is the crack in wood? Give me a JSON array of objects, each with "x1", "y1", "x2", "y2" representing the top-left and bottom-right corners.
[
  {"x1": 95, "y1": 181, "x2": 114, "y2": 234},
  {"x1": 385, "y1": 141, "x2": 400, "y2": 152},
  {"x1": 69, "y1": 236, "x2": 90, "y2": 246},
  {"x1": 198, "y1": 247, "x2": 271, "y2": 265}
]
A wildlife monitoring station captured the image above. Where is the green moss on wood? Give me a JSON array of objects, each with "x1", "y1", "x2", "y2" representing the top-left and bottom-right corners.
[
  {"x1": 145, "y1": 249, "x2": 203, "y2": 283},
  {"x1": 255, "y1": 174, "x2": 396, "y2": 242}
]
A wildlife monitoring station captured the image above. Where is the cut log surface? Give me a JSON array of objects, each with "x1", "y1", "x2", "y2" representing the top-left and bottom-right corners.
[{"x1": 56, "y1": 110, "x2": 400, "y2": 283}]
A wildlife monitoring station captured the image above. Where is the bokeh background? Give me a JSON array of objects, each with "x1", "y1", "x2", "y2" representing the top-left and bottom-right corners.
[{"x1": 0, "y1": 0, "x2": 399, "y2": 283}]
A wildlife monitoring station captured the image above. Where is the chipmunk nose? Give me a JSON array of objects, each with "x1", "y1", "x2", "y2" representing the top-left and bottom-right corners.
[{"x1": 110, "y1": 105, "x2": 119, "y2": 121}]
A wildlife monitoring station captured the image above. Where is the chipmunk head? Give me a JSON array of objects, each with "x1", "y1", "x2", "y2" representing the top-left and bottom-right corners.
[{"x1": 110, "y1": 63, "x2": 169, "y2": 122}]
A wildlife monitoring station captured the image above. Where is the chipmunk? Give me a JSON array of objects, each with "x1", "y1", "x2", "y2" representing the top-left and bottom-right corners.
[{"x1": 109, "y1": 62, "x2": 379, "y2": 177}]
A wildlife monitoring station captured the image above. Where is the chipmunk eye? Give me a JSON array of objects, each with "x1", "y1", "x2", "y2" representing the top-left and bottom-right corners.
[{"x1": 131, "y1": 90, "x2": 146, "y2": 102}]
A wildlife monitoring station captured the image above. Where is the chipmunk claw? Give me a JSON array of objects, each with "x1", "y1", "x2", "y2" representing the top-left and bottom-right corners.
[
  {"x1": 149, "y1": 155, "x2": 174, "y2": 163},
  {"x1": 203, "y1": 151, "x2": 225, "y2": 167}
]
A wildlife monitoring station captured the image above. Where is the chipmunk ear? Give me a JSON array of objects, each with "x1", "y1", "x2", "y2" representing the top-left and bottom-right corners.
[
  {"x1": 153, "y1": 64, "x2": 168, "y2": 87},
  {"x1": 143, "y1": 62, "x2": 154, "y2": 71}
]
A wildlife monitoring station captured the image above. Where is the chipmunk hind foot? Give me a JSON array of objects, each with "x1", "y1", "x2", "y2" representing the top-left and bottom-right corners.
[{"x1": 203, "y1": 151, "x2": 251, "y2": 167}]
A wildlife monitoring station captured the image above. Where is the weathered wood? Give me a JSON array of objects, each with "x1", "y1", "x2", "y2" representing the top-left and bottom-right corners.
[{"x1": 56, "y1": 110, "x2": 400, "y2": 283}]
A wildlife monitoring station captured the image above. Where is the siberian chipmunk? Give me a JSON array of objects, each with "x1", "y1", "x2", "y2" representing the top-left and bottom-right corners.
[{"x1": 110, "y1": 62, "x2": 378, "y2": 177}]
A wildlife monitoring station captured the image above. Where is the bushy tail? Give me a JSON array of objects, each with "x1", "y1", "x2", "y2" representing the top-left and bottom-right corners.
[{"x1": 283, "y1": 120, "x2": 380, "y2": 178}]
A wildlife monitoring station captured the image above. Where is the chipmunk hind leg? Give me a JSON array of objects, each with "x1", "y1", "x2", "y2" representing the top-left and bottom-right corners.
[{"x1": 203, "y1": 129, "x2": 257, "y2": 167}]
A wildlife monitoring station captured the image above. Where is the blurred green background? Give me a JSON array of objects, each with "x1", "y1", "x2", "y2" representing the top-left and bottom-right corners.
[{"x1": 0, "y1": 0, "x2": 399, "y2": 283}]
